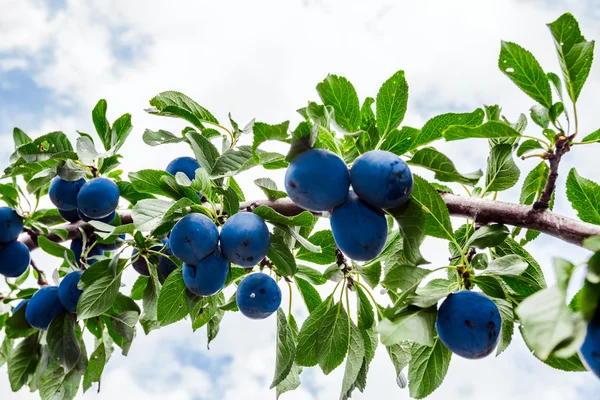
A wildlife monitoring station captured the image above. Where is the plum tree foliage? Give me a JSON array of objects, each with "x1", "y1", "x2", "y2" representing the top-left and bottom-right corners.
[{"x1": 1, "y1": 11, "x2": 600, "y2": 400}]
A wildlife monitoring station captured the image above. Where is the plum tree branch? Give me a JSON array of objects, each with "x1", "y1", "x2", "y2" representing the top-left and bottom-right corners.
[
  {"x1": 533, "y1": 133, "x2": 573, "y2": 210},
  {"x1": 19, "y1": 194, "x2": 600, "y2": 251}
]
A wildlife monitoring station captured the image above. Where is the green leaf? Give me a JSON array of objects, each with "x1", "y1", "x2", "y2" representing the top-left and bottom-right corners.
[
  {"x1": 268, "y1": 235, "x2": 297, "y2": 276},
  {"x1": 481, "y1": 255, "x2": 528, "y2": 277},
  {"x1": 387, "y1": 343, "x2": 411, "y2": 376},
  {"x1": 296, "y1": 230, "x2": 337, "y2": 265},
  {"x1": 47, "y1": 312, "x2": 81, "y2": 373},
  {"x1": 490, "y1": 297, "x2": 515, "y2": 355},
  {"x1": 295, "y1": 277, "x2": 322, "y2": 314},
  {"x1": 357, "y1": 261, "x2": 382, "y2": 289},
  {"x1": 37, "y1": 236, "x2": 76, "y2": 264},
  {"x1": 520, "y1": 161, "x2": 549, "y2": 205},
  {"x1": 254, "y1": 178, "x2": 287, "y2": 200},
  {"x1": 92, "y1": 99, "x2": 111, "y2": 151},
  {"x1": 211, "y1": 146, "x2": 283, "y2": 178},
  {"x1": 472, "y1": 276, "x2": 506, "y2": 299},
  {"x1": 316, "y1": 301, "x2": 350, "y2": 374},
  {"x1": 7, "y1": 333, "x2": 39, "y2": 391},
  {"x1": 142, "y1": 129, "x2": 187, "y2": 146},
  {"x1": 148, "y1": 91, "x2": 218, "y2": 129},
  {"x1": 0, "y1": 336, "x2": 13, "y2": 368},
  {"x1": 286, "y1": 121, "x2": 317, "y2": 162},
  {"x1": 566, "y1": 168, "x2": 600, "y2": 225},
  {"x1": 499, "y1": 41, "x2": 552, "y2": 108},
  {"x1": 340, "y1": 321, "x2": 366, "y2": 397},
  {"x1": 4, "y1": 303, "x2": 37, "y2": 339},
  {"x1": 157, "y1": 267, "x2": 188, "y2": 326},
  {"x1": 253, "y1": 205, "x2": 316, "y2": 227},
  {"x1": 316, "y1": 74, "x2": 361, "y2": 133},
  {"x1": 270, "y1": 309, "x2": 297, "y2": 388},
  {"x1": 582, "y1": 128, "x2": 600, "y2": 143},
  {"x1": 466, "y1": 224, "x2": 510, "y2": 249},
  {"x1": 548, "y1": 13, "x2": 595, "y2": 102},
  {"x1": 356, "y1": 285, "x2": 375, "y2": 329},
  {"x1": 388, "y1": 201, "x2": 428, "y2": 265},
  {"x1": 516, "y1": 139, "x2": 544, "y2": 157},
  {"x1": 411, "y1": 108, "x2": 484, "y2": 149},
  {"x1": 129, "y1": 169, "x2": 175, "y2": 197},
  {"x1": 444, "y1": 121, "x2": 521, "y2": 142},
  {"x1": 485, "y1": 144, "x2": 520, "y2": 192},
  {"x1": 131, "y1": 199, "x2": 176, "y2": 232},
  {"x1": 409, "y1": 279, "x2": 452, "y2": 308},
  {"x1": 252, "y1": 121, "x2": 290, "y2": 153},
  {"x1": 185, "y1": 131, "x2": 220, "y2": 173},
  {"x1": 0, "y1": 183, "x2": 19, "y2": 207},
  {"x1": 493, "y1": 238, "x2": 546, "y2": 294},
  {"x1": 380, "y1": 126, "x2": 418, "y2": 156},
  {"x1": 296, "y1": 297, "x2": 332, "y2": 367},
  {"x1": 383, "y1": 264, "x2": 430, "y2": 291},
  {"x1": 82, "y1": 342, "x2": 106, "y2": 393},
  {"x1": 296, "y1": 265, "x2": 327, "y2": 285},
  {"x1": 111, "y1": 113, "x2": 133, "y2": 152},
  {"x1": 222, "y1": 186, "x2": 240, "y2": 217},
  {"x1": 411, "y1": 175, "x2": 453, "y2": 240},
  {"x1": 379, "y1": 307, "x2": 436, "y2": 347},
  {"x1": 76, "y1": 266, "x2": 122, "y2": 320},
  {"x1": 130, "y1": 276, "x2": 148, "y2": 300},
  {"x1": 13, "y1": 127, "x2": 32, "y2": 147},
  {"x1": 116, "y1": 181, "x2": 156, "y2": 205},
  {"x1": 408, "y1": 339, "x2": 452, "y2": 399},
  {"x1": 530, "y1": 105, "x2": 550, "y2": 128},
  {"x1": 409, "y1": 147, "x2": 482, "y2": 185},
  {"x1": 376, "y1": 70, "x2": 409, "y2": 137}
]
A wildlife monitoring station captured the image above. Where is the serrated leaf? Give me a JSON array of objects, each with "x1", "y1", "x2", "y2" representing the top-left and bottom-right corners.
[
  {"x1": 380, "y1": 126, "x2": 418, "y2": 156},
  {"x1": 409, "y1": 279, "x2": 452, "y2": 308},
  {"x1": 157, "y1": 267, "x2": 188, "y2": 326},
  {"x1": 252, "y1": 121, "x2": 290, "y2": 153},
  {"x1": 409, "y1": 147, "x2": 482, "y2": 185},
  {"x1": 499, "y1": 41, "x2": 552, "y2": 108},
  {"x1": 376, "y1": 70, "x2": 409, "y2": 137},
  {"x1": 340, "y1": 321, "x2": 366, "y2": 398},
  {"x1": 466, "y1": 224, "x2": 510, "y2": 249},
  {"x1": 148, "y1": 91, "x2": 218, "y2": 129},
  {"x1": 92, "y1": 99, "x2": 111, "y2": 151},
  {"x1": 276, "y1": 363, "x2": 301, "y2": 399},
  {"x1": 356, "y1": 285, "x2": 375, "y2": 329},
  {"x1": 411, "y1": 108, "x2": 484, "y2": 149},
  {"x1": 47, "y1": 312, "x2": 81, "y2": 373},
  {"x1": 296, "y1": 230, "x2": 337, "y2": 265},
  {"x1": 388, "y1": 201, "x2": 428, "y2": 265},
  {"x1": 267, "y1": 235, "x2": 297, "y2": 276},
  {"x1": 270, "y1": 309, "x2": 296, "y2": 388},
  {"x1": 317, "y1": 74, "x2": 361, "y2": 133},
  {"x1": 316, "y1": 301, "x2": 350, "y2": 374},
  {"x1": 481, "y1": 255, "x2": 528, "y2": 277},
  {"x1": 296, "y1": 265, "x2": 327, "y2": 285},
  {"x1": 566, "y1": 168, "x2": 600, "y2": 225},
  {"x1": 295, "y1": 277, "x2": 322, "y2": 313},
  {"x1": 520, "y1": 161, "x2": 549, "y2": 206},
  {"x1": 485, "y1": 144, "x2": 520, "y2": 192},
  {"x1": 254, "y1": 178, "x2": 287, "y2": 200},
  {"x1": 491, "y1": 297, "x2": 515, "y2": 355},
  {"x1": 408, "y1": 339, "x2": 452, "y2": 399},
  {"x1": 7, "y1": 333, "x2": 39, "y2": 391},
  {"x1": 411, "y1": 175, "x2": 453, "y2": 240},
  {"x1": 383, "y1": 264, "x2": 430, "y2": 291},
  {"x1": 253, "y1": 205, "x2": 315, "y2": 227},
  {"x1": 582, "y1": 128, "x2": 600, "y2": 143},
  {"x1": 82, "y1": 342, "x2": 106, "y2": 393},
  {"x1": 185, "y1": 131, "x2": 220, "y2": 173},
  {"x1": 296, "y1": 297, "x2": 332, "y2": 367},
  {"x1": 379, "y1": 307, "x2": 436, "y2": 347},
  {"x1": 76, "y1": 268, "x2": 122, "y2": 320},
  {"x1": 143, "y1": 129, "x2": 187, "y2": 146},
  {"x1": 444, "y1": 121, "x2": 521, "y2": 141},
  {"x1": 211, "y1": 146, "x2": 284, "y2": 178},
  {"x1": 516, "y1": 139, "x2": 544, "y2": 157},
  {"x1": 492, "y1": 238, "x2": 546, "y2": 295}
]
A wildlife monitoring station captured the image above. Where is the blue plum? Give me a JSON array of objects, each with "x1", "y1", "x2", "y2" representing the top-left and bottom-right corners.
[
  {"x1": 97, "y1": 234, "x2": 126, "y2": 251},
  {"x1": 580, "y1": 307, "x2": 600, "y2": 378},
  {"x1": 436, "y1": 290, "x2": 501, "y2": 359},
  {"x1": 220, "y1": 212, "x2": 270, "y2": 268},
  {"x1": 77, "y1": 209, "x2": 116, "y2": 224},
  {"x1": 284, "y1": 149, "x2": 350, "y2": 211},
  {"x1": 169, "y1": 214, "x2": 219, "y2": 265},
  {"x1": 0, "y1": 241, "x2": 30, "y2": 278},
  {"x1": 183, "y1": 247, "x2": 229, "y2": 296},
  {"x1": 350, "y1": 150, "x2": 413, "y2": 209},
  {"x1": 58, "y1": 270, "x2": 83, "y2": 313},
  {"x1": 59, "y1": 208, "x2": 80, "y2": 223},
  {"x1": 166, "y1": 157, "x2": 200, "y2": 181},
  {"x1": 330, "y1": 191, "x2": 387, "y2": 261},
  {"x1": 0, "y1": 207, "x2": 23, "y2": 244},
  {"x1": 25, "y1": 286, "x2": 65, "y2": 330},
  {"x1": 49, "y1": 177, "x2": 86, "y2": 211},
  {"x1": 132, "y1": 239, "x2": 177, "y2": 278},
  {"x1": 77, "y1": 177, "x2": 120, "y2": 219},
  {"x1": 70, "y1": 239, "x2": 104, "y2": 266},
  {"x1": 236, "y1": 273, "x2": 281, "y2": 320},
  {"x1": 13, "y1": 299, "x2": 28, "y2": 314}
]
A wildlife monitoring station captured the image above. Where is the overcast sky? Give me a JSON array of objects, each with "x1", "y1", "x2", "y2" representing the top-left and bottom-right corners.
[{"x1": 1, "y1": 0, "x2": 600, "y2": 399}]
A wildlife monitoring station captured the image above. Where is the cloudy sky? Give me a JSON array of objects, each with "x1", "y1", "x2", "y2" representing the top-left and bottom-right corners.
[{"x1": 1, "y1": 0, "x2": 600, "y2": 399}]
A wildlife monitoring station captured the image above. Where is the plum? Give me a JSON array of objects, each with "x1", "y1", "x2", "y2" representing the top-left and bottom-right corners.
[
  {"x1": 97, "y1": 234, "x2": 126, "y2": 251},
  {"x1": 25, "y1": 286, "x2": 65, "y2": 330},
  {"x1": 284, "y1": 149, "x2": 350, "y2": 211},
  {"x1": 220, "y1": 212, "x2": 270, "y2": 268},
  {"x1": 166, "y1": 157, "x2": 200, "y2": 181},
  {"x1": 77, "y1": 177, "x2": 120, "y2": 219},
  {"x1": 236, "y1": 273, "x2": 281, "y2": 319},
  {"x1": 580, "y1": 307, "x2": 600, "y2": 378},
  {"x1": 58, "y1": 270, "x2": 83, "y2": 313},
  {"x1": 0, "y1": 207, "x2": 23, "y2": 244},
  {"x1": 59, "y1": 208, "x2": 80, "y2": 223},
  {"x1": 169, "y1": 214, "x2": 219, "y2": 265},
  {"x1": 70, "y1": 239, "x2": 104, "y2": 266},
  {"x1": 132, "y1": 238, "x2": 177, "y2": 278},
  {"x1": 182, "y1": 247, "x2": 229, "y2": 296},
  {"x1": 77, "y1": 209, "x2": 116, "y2": 224},
  {"x1": 13, "y1": 299, "x2": 28, "y2": 314},
  {"x1": 0, "y1": 241, "x2": 30, "y2": 278},
  {"x1": 436, "y1": 290, "x2": 501, "y2": 359},
  {"x1": 49, "y1": 177, "x2": 86, "y2": 211},
  {"x1": 330, "y1": 191, "x2": 387, "y2": 261},
  {"x1": 350, "y1": 150, "x2": 413, "y2": 209}
]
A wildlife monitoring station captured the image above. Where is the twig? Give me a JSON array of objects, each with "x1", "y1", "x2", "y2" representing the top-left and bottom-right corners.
[
  {"x1": 533, "y1": 133, "x2": 574, "y2": 210},
  {"x1": 30, "y1": 259, "x2": 48, "y2": 286}
]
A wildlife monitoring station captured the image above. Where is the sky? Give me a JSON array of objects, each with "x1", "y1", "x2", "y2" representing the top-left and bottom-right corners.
[{"x1": 1, "y1": 0, "x2": 600, "y2": 399}]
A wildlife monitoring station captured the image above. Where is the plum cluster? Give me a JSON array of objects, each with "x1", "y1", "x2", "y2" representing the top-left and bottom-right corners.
[
  {"x1": 0, "y1": 207, "x2": 30, "y2": 278},
  {"x1": 49, "y1": 176, "x2": 120, "y2": 224},
  {"x1": 285, "y1": 149, "x2": 414, "y2": 261}
]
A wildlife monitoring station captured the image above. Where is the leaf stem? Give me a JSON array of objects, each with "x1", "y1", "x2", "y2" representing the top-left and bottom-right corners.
[{"x1": 286, "y1": 280, "x2": 293, "y2": 317}]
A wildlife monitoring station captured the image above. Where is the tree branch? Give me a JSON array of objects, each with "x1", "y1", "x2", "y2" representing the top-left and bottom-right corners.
[
  {"x1": 533, "y1": 133, "x2": 573, "y2": 210},
  {"x1": 18, "y1": 194, "x2": 600, "y2": 251}
]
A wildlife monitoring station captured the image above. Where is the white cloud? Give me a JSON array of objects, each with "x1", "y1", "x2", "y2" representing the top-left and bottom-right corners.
[{"x1": 1, "y1": 0, "x2": 600, "y2": 399}]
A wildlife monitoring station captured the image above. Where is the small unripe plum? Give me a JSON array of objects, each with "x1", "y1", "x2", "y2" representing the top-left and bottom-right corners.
[
  {"x1": 236, "y1": 273, "x2": 282, "y2": 319},
  {"x1": 169, "y1": 214, "x2": 219, "y2": 265},
  {"x1": 132, "y1": 239, "x2": 177, "y2": 278},
  {"x1": 58, "y1": 270, "x2": 83, "y2": 313},
  {"x1": 25, "y1": 286, "x2": 65, "y2": 330},
  {"x1": 350, "y1": 150, "x2": 413, "y2": 209},
  {"x1": 97, "y1": 234, "x2": 126, "y2": 251},
  {"x1": 330, "y1": 191, "x2": 387, "y2": 261},
  {"x1": 49, "y1": 177, "x2": 86, "y2": 211},
  {"x1": 70, "y1": 239, "x2": 104, "y2": 266},
  {"x1": 166, "y1": 157, "x2": 200, "y2": 181},
  {"x1": 77, "y1": 177, "x2": 120, "y2": 219},
  {"x1": 59, "y1": 208, "x2": 80, "y2": 223},
  {"x1": 182, "y1": 247, "x2": 229, "y2": 296},
  {"x1": 284, "y1": 149, "x2": 350, "y2": 211},
  {"x1": 0, "y1": 207, "x2": 23, "y2": 244},
  {"x1": 77, "y1": 209, "x2": 116, "y2": 224},
  {"x1": 220, "y1": 212, "x2": 270, "y2": 267},
  {"x1": 436, "y1": 290, "x2": 501, "y2": 359},
  {"x1": 0, "y1": 241, "x2": 30, "y2": 278},
  {"x1": 13, "y1": 299, "x2": 28, "y2": 314},
  {"x1": 580, "y1": 308, "x2": 600, "y2": 378}
]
